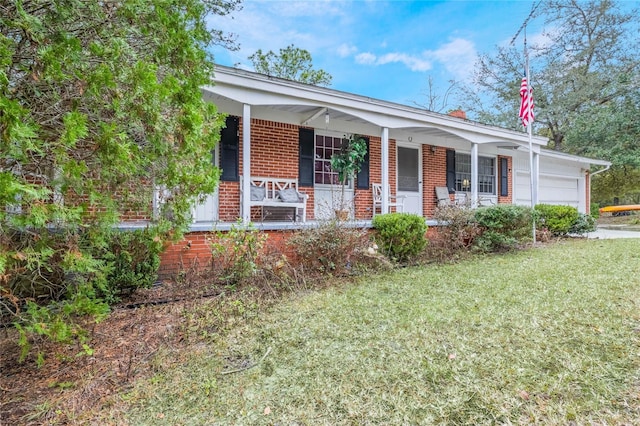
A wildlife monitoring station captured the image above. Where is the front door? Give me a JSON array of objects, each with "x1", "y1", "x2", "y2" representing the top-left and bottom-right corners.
[
  {"x1": 397, "y1": 146, "x2": 422, "y2": 215},
  {"x1": 192, "y1": 149, "x2": 219, "y2": 223}
]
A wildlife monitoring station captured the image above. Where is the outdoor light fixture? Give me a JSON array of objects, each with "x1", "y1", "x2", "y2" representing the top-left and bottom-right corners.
[
  {"x1": 325, "y1": 110, "x2": 330, "y2": 124},
  {"x1": 431, "y1": 145, "x2": 437, "y2": 153},
  {"x1": 408, "y1": 136, "x2": 413, "y2": 142}
]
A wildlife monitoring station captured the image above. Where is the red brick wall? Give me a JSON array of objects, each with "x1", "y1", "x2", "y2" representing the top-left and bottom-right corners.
[
  {"x1": 218, "y1": 118, "x2": 305, "y2": 222},
  {"x1": 158, "y1": 228, "x2": 301, "y2": 279},
  {"x1": 250, "y1": 119, "x2": 310, "y2": 221},
  {"x1": 66, "y1": 177, "x2": 155, "y2": 223},
  {"x1": 354, "y1": 135, "x2": 380, "y2": 219},
  {"x1": 217, "y1": 181, "x2": 240, "y2": 222},
  {"x1": 158, "y1": 224, "x2": 441, "y2": 280},
  {"x1": 353, "y1": 136, "x2": 400, "y2": 218},
  {"x1": 160, "y1": 232, "x2": 212, "y2": 277},
  {"x1": 422, "y1": 147, "x2": 448, "y2": 217},
  {"x1": 389, "y1": 140, "x2": 398, "y2": 212},
  {"x1": 585, "y1": 170, "x2": 590, "y2": 214},
  {"x1": 251, "y1": 120, "x2": 299, "y2": 178},
  {"x1": 231, "y1": 119, "x2": 393, "y2": 221}
]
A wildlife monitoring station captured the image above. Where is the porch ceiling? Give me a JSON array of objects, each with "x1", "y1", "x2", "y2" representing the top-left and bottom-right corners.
[{"x1": 264, "y1": 104, "x2": 473, "y2": 142}]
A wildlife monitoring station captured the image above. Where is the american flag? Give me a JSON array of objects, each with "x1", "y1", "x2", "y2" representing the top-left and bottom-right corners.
[{"x1": 519, "y1": 75, "x2": 534, "y2": 127}]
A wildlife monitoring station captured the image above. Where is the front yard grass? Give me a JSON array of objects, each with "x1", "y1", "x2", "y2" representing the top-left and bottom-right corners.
[{"x1": 115, "y1": 239, "x2": 640, "y2": 425}]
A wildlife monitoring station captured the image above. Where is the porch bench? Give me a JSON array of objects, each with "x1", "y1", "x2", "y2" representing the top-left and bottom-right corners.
[{"x1": 243, "y1": 177, "x2": 309, "y2": 222}]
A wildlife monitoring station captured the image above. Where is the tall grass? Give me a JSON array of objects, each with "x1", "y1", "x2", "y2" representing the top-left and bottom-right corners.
[{"x1": 114, "y1": 239, "x2": 640, "y2": 425}]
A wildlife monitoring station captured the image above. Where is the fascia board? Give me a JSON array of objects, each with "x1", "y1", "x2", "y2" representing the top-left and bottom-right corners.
[{"x1": 539, "y1": 149, "x2": 612, "y2": 167}]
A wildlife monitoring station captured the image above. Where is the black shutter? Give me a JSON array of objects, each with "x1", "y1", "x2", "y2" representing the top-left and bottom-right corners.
[
  {"x1": 500, "y1": 157, "x2": 509, "y2": 196},
  {"x1": 299, "y1": 128, "x2": 314, "y2": 187},
  {"x1": 356, "y1": 137, "x2": 370, "y2": 189},
  {"x1": 220, "y1": 116, "x2": 239, "y2": 181},
  {"x1": 446, "y1": 149, "x2": 456, "y2": 193}
]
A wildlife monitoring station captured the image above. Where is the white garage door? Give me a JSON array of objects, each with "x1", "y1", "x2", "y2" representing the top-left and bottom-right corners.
[
  {"x1": 514, "y1": 171, "x2": 578, "y2": 207},
  {"x1": 515, "y1": 171, "x2": 532, "y2": 206},
  {"x1": 539, "y1": 175, "x2": 579, "y2": 207}
]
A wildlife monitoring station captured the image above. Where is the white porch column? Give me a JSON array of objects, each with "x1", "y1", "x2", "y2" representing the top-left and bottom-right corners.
[
  {"x1": 381, "y1": 127, "x2": 389, "y2": 214},
  {"x1": 241, "y1": 104, "x2": 251, "y2": 224},
  {"x1": 577, "y1": 174, "x2": 587, "y2": 213},
  {"x1": 532, "y1": 151, "x2": 539, "y2": 206},
  {"x1": 470, "y1": 142, "x2": 478, "y2": 208}
]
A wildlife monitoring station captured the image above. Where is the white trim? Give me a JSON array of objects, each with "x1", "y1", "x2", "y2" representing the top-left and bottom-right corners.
[
  {"x1": 471, "y1": 143, "x2": 478, "y2": 208},
  {"x1": 396, "y1": 143, "x2": 422, "y2": 215},
  {"x1": 539, "y1": 149, "x2": 611, "y2": 167},
  {"x1": 241, "y1": 104, "x2": 251, "y2": 224},
  {"x1": 381, "y1": 127, "x2": 390, "y2": 213},
  {"x1": 192, "y1": 144, "x2": 219, "y2": 223},
  {"x1": 533, "y1": 152, "x2": 539, "y2": 205},
  {"x1": 314, "y1": 130, "x2": 355, "y2": 189},
  {"x1": 455, "y1": 151, "x2": 498, "y2": 197}
]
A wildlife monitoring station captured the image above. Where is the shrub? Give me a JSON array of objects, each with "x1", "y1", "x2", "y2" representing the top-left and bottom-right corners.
[
  {"x1": 1, "y1": 226, "x2": 108, "y2": 364},
  {"x1": 535, "y1": 204, "x2": 580, "y2": 236},
  {"x1": 1, "y1": 225, "x2": 164, "y2": 364},
  {"x1": 209, "y1": 220, "x2": 267, "y2": 285},
  {"x1": 569, "y1": 213, "x2": 597, "y2": 235},
  {"x1": 473, "y1": 205, "x2": 534, "y2": 252},
  {"x1": 15, "y1": 287, "x2": 110, "y2": 366},
  {"x1": 372, "y1": 213, "x2": 427, "y2": 263},
  {"x1": 287, "y1": 220, "x2": 368, "y2": 275},
  {"x1": 426, "y1": 206, "x2": 480, "y2": 262},
  {"x1": 94, "y1": 228, "x2": 163, "y2": 302}
]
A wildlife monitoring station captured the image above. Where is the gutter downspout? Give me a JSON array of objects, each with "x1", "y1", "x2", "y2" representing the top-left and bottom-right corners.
[
  {"x1": 589, "y1": 164, "x2": 610, "y2": 179},
  {"x1": 588, "y1": 163, "x2": 611, "y2": 213}
]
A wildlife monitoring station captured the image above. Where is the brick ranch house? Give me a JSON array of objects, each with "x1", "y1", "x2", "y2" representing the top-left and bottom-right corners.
[{"x1": 156, "y1": 65, "x2": 610, "y2": 277}]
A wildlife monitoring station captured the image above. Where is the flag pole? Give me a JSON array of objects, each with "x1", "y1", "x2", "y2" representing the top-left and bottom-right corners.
[{"x1": 524, "y1": 27, "x2": 536, "y2": 243}]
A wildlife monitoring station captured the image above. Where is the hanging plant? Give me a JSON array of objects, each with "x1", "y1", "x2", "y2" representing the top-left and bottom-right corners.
[{"x1": 330, "y1": 134, "x2": 367, "y2": 216}]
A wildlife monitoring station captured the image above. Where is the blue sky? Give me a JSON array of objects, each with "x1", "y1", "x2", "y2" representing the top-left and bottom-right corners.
[{"x1": 208, "y1": 0, "x2": 547, "y2": 111}]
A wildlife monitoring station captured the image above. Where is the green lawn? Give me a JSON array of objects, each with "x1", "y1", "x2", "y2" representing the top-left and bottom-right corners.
[{"x1": 116, "y1": 239, "x2": 640, "y2": 425}]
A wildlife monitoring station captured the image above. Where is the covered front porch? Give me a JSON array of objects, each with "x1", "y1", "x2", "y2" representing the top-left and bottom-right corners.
[{"x1": 190, "y1": 65, "x2": 546, "y2": 229}]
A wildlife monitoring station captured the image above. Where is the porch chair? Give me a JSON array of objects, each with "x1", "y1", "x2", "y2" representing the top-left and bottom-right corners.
[
  {"x1": 436, "y1": 186, "x2": 469, "y2": 207},
  {"x1": 435, "y1": 186, "x2": 454, "y2": 207},
  {"x1": 372, "y1": 183, "x2": 406, "y2": 216}
]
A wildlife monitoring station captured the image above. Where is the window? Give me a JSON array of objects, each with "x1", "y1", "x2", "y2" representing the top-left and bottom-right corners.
[
  {"x1": 500, "y1": 157, "x2": 509, "y2": 196},
  {"x1": 299, "y1": 128, "x2": 314, "y2": 186},
  {"x1": 220, "y1": 116, "x2": 239, "y2": 181},
  {"x1": 356, "y1": 137, "x2": 370, "y2": 189},
  {"x1": 398, "y1": 146, "x2": 419, "y2": 191},
  {"x1": 454, "y1": 153, "x2": 496, "y2": 194},
  {"x1": 299, "y1": 132, "x2": 369, "y2": 187},
  {"x1": 314, "y1": 134, "x2": 343, "y2": 185}
]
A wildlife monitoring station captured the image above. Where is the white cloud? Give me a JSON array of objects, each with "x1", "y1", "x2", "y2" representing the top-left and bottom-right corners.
[
  {"x1": 529, "y1": 28, "x2": 556, "y2": 53},
  {"x1": 354, "y1": 51, "x2": 432, "y2": 72},
  {"x1": 337, "y1": 43, "x2": 358, "y2": 58},
  {"x1": 265, "y1": 0, "x2": 349, "y2": 19},
  {"x1": 424, "y1": 38, "x2": 477, "y2": 81},
  {"x1": 355, "y1": 52, "x2": 377, "y2": 65},
  {"x1": 207, "y1": 1, "x2": 341, "y2": 69},
  {"x1": 377, "y1": 53, "x2": 432, "y2": 72}
]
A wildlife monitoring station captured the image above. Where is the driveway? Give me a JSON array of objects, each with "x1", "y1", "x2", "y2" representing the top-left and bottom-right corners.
[{"x1": 586, "y1": 227, "x2": 640, "y2": 239}]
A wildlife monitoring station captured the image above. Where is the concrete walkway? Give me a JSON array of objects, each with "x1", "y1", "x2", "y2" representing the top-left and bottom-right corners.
[{"x1": 585, "y1": 227, "x2": 640, "y2": 239}]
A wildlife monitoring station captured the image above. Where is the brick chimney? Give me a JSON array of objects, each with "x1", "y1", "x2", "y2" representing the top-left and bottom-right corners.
[{"x1": 448, "y1": 109, "x2": 467, "y2": 119}]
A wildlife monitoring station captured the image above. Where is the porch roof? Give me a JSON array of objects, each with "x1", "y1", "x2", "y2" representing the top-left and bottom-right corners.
[
  {"x1": 539, "y1": 148, "x2": 611, "y2": 168},
  {"x1": 203, "y1": 65, "x2": 549, "y2": 149}
]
